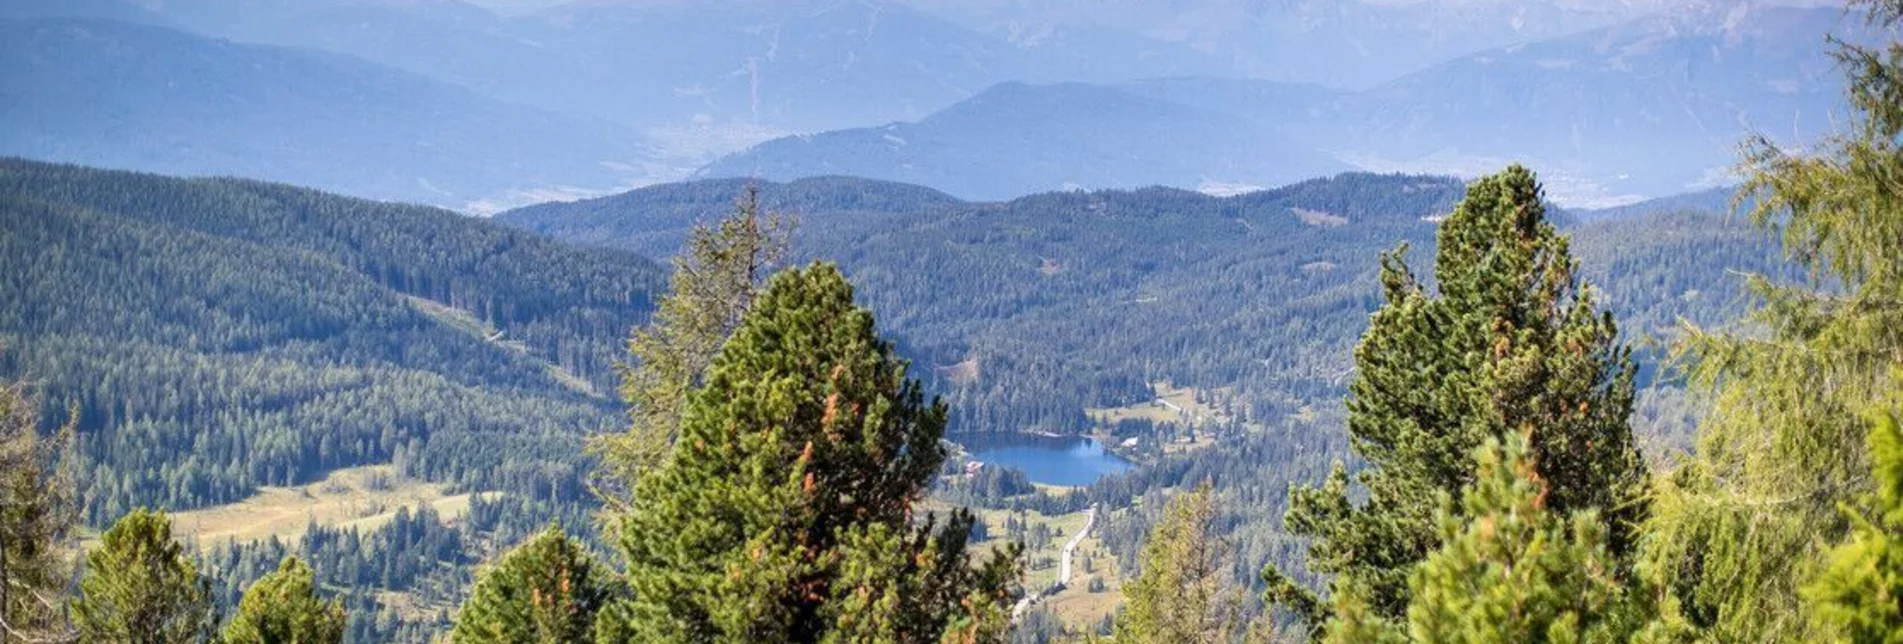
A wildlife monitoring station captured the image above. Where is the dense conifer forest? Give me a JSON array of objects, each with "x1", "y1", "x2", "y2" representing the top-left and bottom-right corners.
[
  {"x1": 503, "y1": 171, "x2": 1788, "y2": 445},
  {"x1": 0, "y1": 157, "x2": 1796, "y2": 640},
  {"x1": 1, "y1": 2, "x2": 1897, "y2": 639},
  {"x1": 0, "y1": 159, "x2": 664, "y2": 521}
]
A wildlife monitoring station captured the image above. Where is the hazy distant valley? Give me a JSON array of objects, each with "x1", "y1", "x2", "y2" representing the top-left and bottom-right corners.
[{"x1": 0, "y1": 0, "x2": 1865, "y2": 208}]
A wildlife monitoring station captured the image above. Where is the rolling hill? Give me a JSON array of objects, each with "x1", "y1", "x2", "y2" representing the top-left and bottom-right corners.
[
  {"x1": 0, "y1": 158, "x2": 664, "y2": 523},
  {"x1": 500, "y1": 171, "x2": 1787, "y2": 447}
]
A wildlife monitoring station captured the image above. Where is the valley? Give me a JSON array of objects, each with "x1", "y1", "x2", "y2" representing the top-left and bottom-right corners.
[
  {"x1": 3, "y1": 1, "x2": 1891, "y2": 641},
  {"x1": 0, "y1": 0, "x2": 1864, "y2": 209},
  {"x1": 0, "y1": 155, "x2": 1792, "y2": 638}
]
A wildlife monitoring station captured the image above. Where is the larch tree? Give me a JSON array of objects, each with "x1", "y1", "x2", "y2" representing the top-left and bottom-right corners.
[
  {"x1": 1635, "y1": 2, "x2": 1903, "y2": 640},
  {"x1": 220, "y1": 557, "x2": 346, "y2": 644},
  {"x1": 1115, "y1": 483, "x2": 1242, "y2": 644},
  {"x1": 72, "y1": 509, "x2": 215, "y2": 644},
  {"x1": 1264, "y1": 165, "x2": 1647, "y2": 632},
  {"x1": 599, "y1": 263, "x2": 1016, "y2": 643},
  {"x1": 1, "y1": 379, "x2": 78, "y2": 644},
  {"x1": 451, "y1": 525, "x2": 614, "y2": 644},
  {"x1": 590, "y1": 187, "x2": 792, "y2": 510},
  {"x1": 1805, "y1": 413, "x2": 1903, "y2": 644}
]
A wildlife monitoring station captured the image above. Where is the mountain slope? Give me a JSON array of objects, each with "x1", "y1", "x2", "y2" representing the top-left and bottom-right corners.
[
  {"x1": 0, "y1": 18, "x2": 653, "y2": 210},
  {"x1": 899, "y1": 0, "x2": 1680, "y2": 89},
  {"x1": 699, "y1": 81, "x2": 1348, "y2": 200},
  {"x1": 0, "y1": 158, "x2": 664, "y2": 522},
  {"x1": 500, "y1": 175, "x2": 967, "y2": 258},
  {"x1": 505, "y1": 173, "x2": 1788, "y2": 451},
  {"x1": 27, "y1": 0, "x2": 1063, "y2": 139},
  {"x1": 702, "y1": 3, "x2": 1857, "y2": 206},
  {"x1": 507, "y1": 172, "x2": 1463, "y2": 434},
  {"x1": 1326, "y1": 2, "x2": 1856, "y2": 204}
]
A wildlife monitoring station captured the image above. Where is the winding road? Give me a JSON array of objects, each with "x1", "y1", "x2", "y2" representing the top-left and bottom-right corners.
[{"x1": 1011, "y1": 503, "x2": 1099, "y2": 620}]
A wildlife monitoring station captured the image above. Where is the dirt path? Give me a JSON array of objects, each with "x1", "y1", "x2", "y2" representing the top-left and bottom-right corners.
[{"x1": 1012, "y1": 503, "x2": 1099, "y2": 620}]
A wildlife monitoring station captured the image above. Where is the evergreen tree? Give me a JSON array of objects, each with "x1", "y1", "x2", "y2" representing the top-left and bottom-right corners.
[
  {"x1": 1637, "y1": 3, "x2": 1903, "y2": 639},
  {"x1": 1805, "y1": 412, "x2": 1903, "y2": 643},
  {"x1": 1325, "y1": 435, "x2": 1637, "y2": 643},
  {"x1": 1116, "y1": 483, "x2": 1240, "y2": 644},
  {"x1": 1265, "y1": 165, "x2": 1647, "y2": 630},
  {"x1": 451, "y1": 525, "x2": 613, "y2": 644},
  {"x1": 824, "y1": 511, "x2": 1018, "y2": 643},
  {"x1": 1, "y1": 380, "x2": 78, "y2": 643},
  {"x1": 600, "y1": 263, "x2": 1014, "y2": 643},
  {"x1": 591, "y1": 187, "x2": 792, "y2": 504},
  {"x1": 220, "y1": 557, "x2": 345, "y2": 644},
  {"x1": 72, "y1": 508, "x2": 215, "y2": 644}
]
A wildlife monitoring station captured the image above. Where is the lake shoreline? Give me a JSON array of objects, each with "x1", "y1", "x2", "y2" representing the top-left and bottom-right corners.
[{"x1": 956, "y1": 433, "x2": 1133, "y2": 488}]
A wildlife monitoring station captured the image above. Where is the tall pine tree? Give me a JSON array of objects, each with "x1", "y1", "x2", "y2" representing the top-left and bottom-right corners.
[
  {"x1": 220, "y1": 557, "x2": 345, "y2": 644},
  {"x1": 72, "y1": 509, "x2": 214, "y2": 644},
  {"x1": 1264, "y1": 165, "x2": 1646, "y2": 631},
  {"x1": 600, "y1": 263, "x2": 1015, "y2": 642},
  {"x1": 1326, "y1": 434, "x2": 1639, "y2": 643},
  {"x1": 452, "y1": 525, "x2": 614, "y2": 643},
  {"x1": 1636, "y1": 3, "x2": 1903, "y2": 639},
  {"x1": 1804, "y1": 413, "x2": 1903, "y2": 643}
]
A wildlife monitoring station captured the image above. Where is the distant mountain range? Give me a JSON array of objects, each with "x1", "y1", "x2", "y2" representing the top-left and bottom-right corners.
[
  {"x1": 705, "y1": 2, "x2": 1861, "y2": 205},
  {"x1": 0, "y1": 18, "x2": 653, "y2": 210},
  {"x1": 896, "y1": 0, "x2": 1686, "y2": 89},
  {"x1": 1, "y1": 0, "x2": 1870, "y2": 208},
  {"x1": 700, "y1": 81, "x2": 1348, "y2": 200},
  {"x1": 1321, "y1": 2, "x2": 1855, "y2": 204}
]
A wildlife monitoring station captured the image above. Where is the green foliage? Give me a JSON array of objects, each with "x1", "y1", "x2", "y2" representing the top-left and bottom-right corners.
[
  {"x1": 0, "y1": 380, "x2": 78, "y2": 643},
  {"x1": 1115, "y1": 483, "x2": 1242, "y2": 644},
  {"x1": 1636, "y1": 6, "x2": 1903, "y2": 640},
  {"x1": 196, "y1": 496, "x2": 579, "y2": 643},
  {"x1": 1805, "y1": 412, "x2": 1903, "y2": 643},
  {"x1": 451, "y1": 525, "x2": 613, "y2": 644},
  {"x1": 1326, "y1": 435, "x2": 1638, "y2": 643},
  {"x1": 1270, "y1": 165, "x2": 1646, "y2": 629},
  {"x1": 503, "y1": 173, "x2": 1475, "y2": 438},
  {"x1": 823, "y1": 512, "x2": 1019, "y2": 643},
  {"x1": 0, "y1": 159, "x2": 664, "y2": 522},
  {"x1": 506, "y1": 172, "x2": 1767, "y2": 450},
  {"x1": 220, "y1": 557, "x2": 345, "y2": 644},
  {"x1": 603, "y1": 263, "x2": 1014, "y2": 642},
  {"x1": 593, "y1": 187, "x2": 791, "y2": 508},
  {"x1": 73, "y1": 508, "x2": 215, "y2": 644},
  {"x1": 3, "y1": 160, "x2": 1797, "y2": 642}
]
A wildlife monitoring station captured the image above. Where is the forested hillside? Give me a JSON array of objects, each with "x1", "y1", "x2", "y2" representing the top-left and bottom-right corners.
[
  {"x1": 501, "y1": 173, "x2": 1785, "y2": 447},
  {"x1": 0, "y1": 159, "x2": 1805, "y2": 641},
  {"x1": 0, "y1": 164, "x2": 1842, "y2": 641},
  {"x1": 0, "y1": 158, "x2": 663, "y2": 522}
]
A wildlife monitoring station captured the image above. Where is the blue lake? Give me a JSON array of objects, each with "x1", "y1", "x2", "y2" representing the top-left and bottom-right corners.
[{"x1": 962, "y1": 434, "x2": 1133, "y2": 487}]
